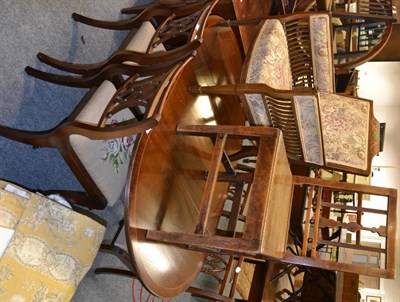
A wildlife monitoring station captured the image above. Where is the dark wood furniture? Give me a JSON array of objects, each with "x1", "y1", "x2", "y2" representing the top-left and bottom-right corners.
[
  {"x1": 282, "y1": 176, "x2": 397, "y2": 279},
  {"x1": 190, "y1": 11, "x2": 383, "y2": 177},
  {"x1": 0, "y1": 58, "x2": 193, "y2": 209},
  {"x1": 26, "y1": 0, "x2": 218, "y2": 79},
  {"x1": 126, "y1": 124, "x2": 292, "y2": 297},
  {"x1": 230, "y1": 0, "x2": 273, "y2": 54},
  {"x1": 121, "y1": 17, "x2": 246, "y2": 298}
]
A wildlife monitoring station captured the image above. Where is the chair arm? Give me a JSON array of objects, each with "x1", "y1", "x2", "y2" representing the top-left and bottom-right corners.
[
  {"x1": 108, "y1": 40, "x2": 201, "y2": 66},
  {"x1": 71, "y1": 7, "x2": 173, "y2": 30},
  {"x1": 234, "y1": 83, "x2": 316, "y2": 99},
  {"x1": 62, "y1": 116, "x2": 161, "y2": 140}
]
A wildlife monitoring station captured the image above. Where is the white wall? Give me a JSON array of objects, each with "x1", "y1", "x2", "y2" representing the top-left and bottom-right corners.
[{"x1": 356, "y1": 62, "x2": 400, "y2": 302}]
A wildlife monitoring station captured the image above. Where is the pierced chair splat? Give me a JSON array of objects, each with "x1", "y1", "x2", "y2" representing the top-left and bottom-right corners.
[
  {"x1": 282, "y1": 176, "x2": 397, "y2": 279},
  {"x1": 0, "y1": 58, "x2": 193, "y2": 209}
]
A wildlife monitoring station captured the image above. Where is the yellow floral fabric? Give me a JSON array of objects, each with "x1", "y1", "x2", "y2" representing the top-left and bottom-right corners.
[{"x1": 0, "y1": 182, "x2": 105, "y2": 302}]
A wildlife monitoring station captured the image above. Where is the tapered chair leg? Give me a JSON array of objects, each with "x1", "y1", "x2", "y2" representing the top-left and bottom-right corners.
[
  {"x1": 0, "y1": 125, "x2": 54, "y2": 148},
  {"x1": 188, "y1": 84, "x2": 238, "y2": 96},
  {"x1": 25, "y1": 64, "x2": 138, "y2": 88},
  {"x1": 25, "y1": 66, "x2": 101, "y2": 88}
]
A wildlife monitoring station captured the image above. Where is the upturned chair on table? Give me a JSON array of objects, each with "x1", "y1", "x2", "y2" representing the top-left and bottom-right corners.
[
  {"x1": 130, "y1": 124, "x2": 396, "y2": 279},
  {"x1": 25, "y1": 0, "x2": 218, "y2": 80},
  {"x1": 0, "y1": 57, "x2": 194, "y2": 209}
]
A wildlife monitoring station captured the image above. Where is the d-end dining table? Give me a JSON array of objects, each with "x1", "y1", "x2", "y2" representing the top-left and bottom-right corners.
[{"x1": 124, "y1": 18, "x2": 246, "y2": 298}]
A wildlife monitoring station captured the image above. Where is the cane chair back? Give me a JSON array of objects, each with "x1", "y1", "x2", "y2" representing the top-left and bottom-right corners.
[{"x1": 0, "y1": 59, "x2": 192, "y2": 209}]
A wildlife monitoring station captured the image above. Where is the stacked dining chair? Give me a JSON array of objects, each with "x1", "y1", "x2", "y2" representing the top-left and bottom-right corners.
[
  {"x1": 0, "y1": 1, "x2": 219, "y2": 209},
  {"x1": 27, "y1": 0, "x2": 219, "y2": 81}
]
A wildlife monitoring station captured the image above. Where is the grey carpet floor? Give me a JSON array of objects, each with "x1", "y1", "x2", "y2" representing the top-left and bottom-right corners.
[{"x1": 0, "y1": 1, "x2": 217, "y2": 301}]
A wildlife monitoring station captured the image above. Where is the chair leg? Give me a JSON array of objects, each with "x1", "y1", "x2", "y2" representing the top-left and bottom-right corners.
[
  {"x1": 95, "y1": 219, "x2": 138, "y2": 277},
  {"x1": 94, "y1": 267, "x2": 136, "y2": 278},
  {"x1": 188, "y1": 84, "x2": 238, "y2": 96},
  {"x1": 0, "y1": 124, "x2": 53, "y2": 147},
  {"x1": 25, "y1": 66, "x2": 98, "y2": 88}
]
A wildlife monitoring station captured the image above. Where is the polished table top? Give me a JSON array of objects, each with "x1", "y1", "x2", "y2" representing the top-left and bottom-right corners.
[{"x1": 124, "y1": 19, "x2": 246, "y2": 298}]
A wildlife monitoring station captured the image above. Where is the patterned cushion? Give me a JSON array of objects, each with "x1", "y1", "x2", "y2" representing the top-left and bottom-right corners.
[
  {"x1": 0, "y1": 181, "x2": 105, "y2": 302},
  {"x1": 293, "y1": 95, "x2": 323, "y2": 165},
  {"x1": 70, "y1": 81, "x2": 136, "y2": 206},
  {"x1": 243, "y1": 19, "x2": 293, "y2": 125},
  {"x1": 309, "y1": 14, "x2": 335, "y2": 93},
  {"x1": 319, "y1": 93, "x2": 370, "y2": 171}
]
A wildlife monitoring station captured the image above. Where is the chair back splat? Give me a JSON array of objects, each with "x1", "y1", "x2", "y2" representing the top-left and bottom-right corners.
[{"x1": 283, "y1": 176, "x2": 397, "y2": 279}]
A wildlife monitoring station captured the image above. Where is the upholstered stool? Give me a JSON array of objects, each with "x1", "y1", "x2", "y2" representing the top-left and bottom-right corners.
[{"x1": 0, "y1": 180, "x2": 105, "y2": 302}]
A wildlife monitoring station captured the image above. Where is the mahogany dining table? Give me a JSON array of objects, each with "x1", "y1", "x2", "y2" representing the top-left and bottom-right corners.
[{"x1": 123, "y1": 18, "x2": 246, "y2": 297}]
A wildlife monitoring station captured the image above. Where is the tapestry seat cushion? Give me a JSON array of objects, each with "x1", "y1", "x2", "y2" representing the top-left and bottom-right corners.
[
  {"x1": 70, "y1": 80, "x2": 136, "y2": 206},
  {"x1": 319, "y1": 93, "x2": 370, "y2": 171}
]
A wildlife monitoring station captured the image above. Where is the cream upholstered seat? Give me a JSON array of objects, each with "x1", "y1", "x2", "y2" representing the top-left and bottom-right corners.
[
  {"x1": 0, "y1": 180, "x2": 105, "y2": 302},
  {"x1": 124, "y1": 21, "x2": 166, "y2": 56},
  {"x1": 69, "y1": 80, "x2": 135, "y2": 206}
]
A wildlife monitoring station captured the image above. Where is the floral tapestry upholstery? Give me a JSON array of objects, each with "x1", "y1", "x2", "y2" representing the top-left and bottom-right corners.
[
  {"x1": 0, "y1": 181, "x2": 105, "y2": 302},
  {"x1": 319, "y1": 93, "x2": 370, "y2": 171},
  {"x1": 243, "y1": 19, "x2": 293, "y2": 125},
  {"x1": 293, "y1": 95, "x2": 324, "y2": 165},
  {"x1": 309, "y1": 15, "x2": 335, "y2": 93},
  {"x1": 70, "y1": 80, "x2": 136, "y2": 206}
]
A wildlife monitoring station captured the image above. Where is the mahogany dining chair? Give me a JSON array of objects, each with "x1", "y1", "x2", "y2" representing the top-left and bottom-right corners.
[
  {"x1": 27, "y1": 0, "x2": 218, "y2": 79},
  {"x1": 135, "y1": 124, "x2": 397, "y2": 279},
  {"x1": 0, "y1": 58, "x2": 193, "y2": 209}
]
